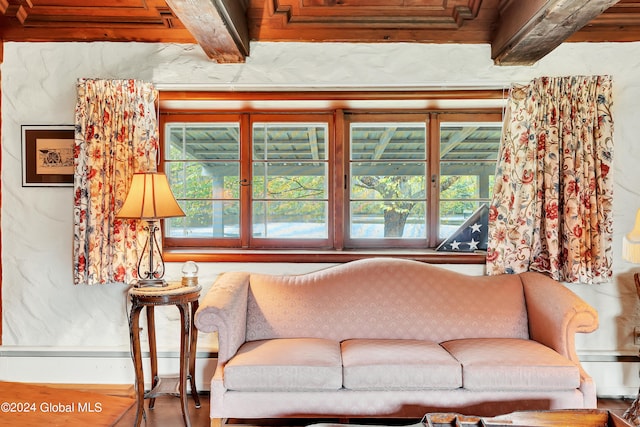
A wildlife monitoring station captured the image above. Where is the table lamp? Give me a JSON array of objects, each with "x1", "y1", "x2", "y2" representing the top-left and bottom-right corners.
[{"x1": 116, "y1": 172, "x2": 185, "y2": 287}]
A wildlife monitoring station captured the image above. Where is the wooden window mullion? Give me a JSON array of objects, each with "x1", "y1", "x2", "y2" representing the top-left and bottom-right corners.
[{"x1": 240, "y1": 113, "x2": 251, "y2": 248}]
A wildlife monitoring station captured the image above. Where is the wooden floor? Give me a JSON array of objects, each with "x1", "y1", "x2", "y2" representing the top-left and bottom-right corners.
[
  {"x1": 0, "y1": 382, "x2": 136, "y2": 427},
  {"x1": 3, "y1": 383, "x2": 630, "y2": 427},
  {"x1": 114, "y1": 393, "x2": 210, "y2": 426},
  {"x1": 111, "y1": 394, "x2": 635, "y2": 427},
  {"x1": 599, "y1": 397, "x2": 636, "y2": 418}
]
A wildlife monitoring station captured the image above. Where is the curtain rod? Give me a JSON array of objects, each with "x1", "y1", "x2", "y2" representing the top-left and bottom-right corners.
[{"x1": 153, "y1": 82, "x2": 512, "y2": 92}]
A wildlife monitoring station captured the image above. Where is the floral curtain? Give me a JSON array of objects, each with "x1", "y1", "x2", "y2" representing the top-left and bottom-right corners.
[
  {"x1": 73, "y1": 79, "x2": 159, "y2": 285},
  {"x1": 486, "y1": 75, "x2": 614, "y2": 284}
]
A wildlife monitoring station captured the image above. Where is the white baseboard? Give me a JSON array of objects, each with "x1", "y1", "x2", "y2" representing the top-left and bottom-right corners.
[
  {"x1": 582, "y1": 359, "x2": 640, "y2": 398},
  {"x1": 0, "y1": 346, "x2": 216, "y2": 391}
]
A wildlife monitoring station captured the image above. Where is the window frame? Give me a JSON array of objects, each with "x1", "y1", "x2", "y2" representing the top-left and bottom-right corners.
[
  {"x1": 158, "y1": 90, "x2": 504, "y2": 264},
  {"x1": 162, "y1": 113, "x2": 245, "y2": 249},
  {"x1": 434, "y1": 112, "x2": 503, "y2": 247},
  {"x1": 343, "y1": 112, "x2": 431, "y2": 249},
  {"x1": 247, "y1": 113, "x2": 335, "y2": 249}
]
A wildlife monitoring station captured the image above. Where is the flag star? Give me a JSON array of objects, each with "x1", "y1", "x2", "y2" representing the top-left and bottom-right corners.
[
  {"x1": 470, "y1": 222, "x2": 482, "y2": 233},
  {"x1": 450, "y1": 240, "x2": 461, "y2": 250},
  {"x1": 467, "y1": 238, "x2": 479, "y2": 250}
]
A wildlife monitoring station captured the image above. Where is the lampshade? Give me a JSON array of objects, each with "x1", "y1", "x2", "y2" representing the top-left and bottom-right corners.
[
  {"x1": 623, "y1": 208, "x2": 640, "y2": 264},
  {"x1": 116, "y1": 172, "x2": 185, "y2": 220}
]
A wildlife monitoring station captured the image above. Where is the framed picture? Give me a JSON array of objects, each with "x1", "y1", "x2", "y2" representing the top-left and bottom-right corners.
[{"x1": 22, "y1": 125, "x2": 75, "y2": 187}]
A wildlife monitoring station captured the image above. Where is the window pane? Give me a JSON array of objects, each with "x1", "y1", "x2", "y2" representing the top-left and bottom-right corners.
[
  {"x1": 349, "y1": 123, "x2": 427, "y2": 240},
  {"x1": 439, "y1": 200, "x2": 484, "y2": 239},
  {"x1": 166, "y1": 162, "x2": 239, "y2": 199},
  {"x1": 439, "y1": 172, "x2": 479, "y2": 199},
  {"x1": 350, "y1": 201, "x2": 426, "y2": 238},
  {"x1": 165, "y1": 200, "x2": 239, "y2": 238},
  {"x1": 252, "y1": 163, "x2": 327, "y2": 200},
  {"x1": 252, "y1": 122, "x2": 329, "y2": 240},
  {"x1": 439, "y1": 122, "x2": 501, "y2": 239},
  {"x1": 351, "y1": 124, "x2": 426, "y2": 160},
  {"x1": 253, "y1": 201, "x2": 328, "y2": 238},
  {"x1": 167, "y1": 124, "x2": 240, "y2": 160},
  {"x1": 165, "y1": 123, "x2": 240, "y2": 240},
  {"x1": 253, "y1": 124, "x2": 327, "y2": 160},
  {"x1": 351, "y1": 162, "x2": 426, "y2": 199}
]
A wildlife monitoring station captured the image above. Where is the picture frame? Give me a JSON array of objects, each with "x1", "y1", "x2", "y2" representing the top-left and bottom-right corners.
[{"x1": 22, "y1": 125, "x2": 75, "y2": 187}]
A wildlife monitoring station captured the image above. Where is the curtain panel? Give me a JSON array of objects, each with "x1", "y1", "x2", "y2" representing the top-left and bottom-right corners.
[
  {"x1": 486, "y1": 75, "x2": 614, "y2": 284},
  {"x1": 73, "y1": 79, "x2": 159, "y2": 285}
]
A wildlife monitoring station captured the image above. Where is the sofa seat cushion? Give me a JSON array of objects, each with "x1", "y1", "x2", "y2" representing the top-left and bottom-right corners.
[
  {"x1": 441, "y1": 338, "x2": 580, "y2": 391},
  {"x1": 224, "y1": 338, "x2": 343, "y2": 392},
  {"x1": 341, "y1": 339, "x2": 462, "y2": 390}
]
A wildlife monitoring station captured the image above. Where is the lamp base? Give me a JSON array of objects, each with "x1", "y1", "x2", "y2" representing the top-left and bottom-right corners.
[{"x1": 135, "y1": 278, "x2": 168, "y2": 288}]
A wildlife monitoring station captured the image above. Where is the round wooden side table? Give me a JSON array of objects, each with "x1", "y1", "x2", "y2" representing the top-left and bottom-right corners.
[{"x1": 128, "y1": 283, "x2": 202, "y2": 427}]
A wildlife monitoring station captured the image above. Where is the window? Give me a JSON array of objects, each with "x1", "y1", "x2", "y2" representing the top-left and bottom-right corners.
[
  {"x1": 345, "y1": 115, "x2": 428, "y2": 249},
  {"x1": 159, "y1": 92, "x2": 503, "y2": 261},
  {"x1": 438, "y1": 116, "x2": 500, "y2": 241},
  {"x1": 251, "y1": 120, "x2": 331, "y2": 246},
  {"x1": 164, "y1": 118, "x2": 241, "y2": 247}
]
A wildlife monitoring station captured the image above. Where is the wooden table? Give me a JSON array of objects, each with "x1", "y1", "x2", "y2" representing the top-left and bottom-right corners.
[
  {"x1": 311, "y1": 410, "x2": 632, "y2": 427},
  {"x1": 128, "y1": 283, "x2": 201, "y2": 427},
  {"x1": 423, "y1": 409, "x2": 633, "y2": 426}
]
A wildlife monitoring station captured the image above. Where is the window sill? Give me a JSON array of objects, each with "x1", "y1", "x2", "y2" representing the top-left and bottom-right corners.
[{"x1": 163, "y1": 249, "x2": 486, "y2": 264}]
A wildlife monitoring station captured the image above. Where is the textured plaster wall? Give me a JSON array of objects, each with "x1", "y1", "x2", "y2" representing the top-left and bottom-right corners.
[{"x1": 1, "y1": 40, "x2": 640, "y2": 375}]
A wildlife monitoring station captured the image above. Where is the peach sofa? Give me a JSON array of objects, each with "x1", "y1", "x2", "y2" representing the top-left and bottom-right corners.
[{"x1": 194, "y1": 258, "x2": 598, "y2": 424}]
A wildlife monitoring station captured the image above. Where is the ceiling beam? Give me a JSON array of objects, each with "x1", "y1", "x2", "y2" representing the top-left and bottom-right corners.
[
  {"x1": 165, "y1": 0, "x2": 249, "y2": 63},
  {"x1": 491, "y1": 0, "x2": 621, "y2": 66}
]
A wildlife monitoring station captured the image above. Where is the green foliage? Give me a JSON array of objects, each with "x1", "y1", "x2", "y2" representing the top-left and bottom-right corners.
[{"x1": 440, "y1": 175, "x2": 477, "y2": 217}]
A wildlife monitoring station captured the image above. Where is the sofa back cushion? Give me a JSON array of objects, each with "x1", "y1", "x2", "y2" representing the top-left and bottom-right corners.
[{"x1": 246, "y1": 258, "x2": 529, "y2": 342}]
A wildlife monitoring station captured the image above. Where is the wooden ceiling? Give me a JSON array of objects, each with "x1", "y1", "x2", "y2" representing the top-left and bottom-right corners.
[{"x1": 0, "y1": 0, "x2": 638, "y2": 65}]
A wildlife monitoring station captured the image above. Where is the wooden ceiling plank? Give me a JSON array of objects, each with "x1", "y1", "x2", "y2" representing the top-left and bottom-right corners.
[
  {"x1": 267, "y1": 0, "x2": 481, "y2": 26},
  {"x1": 249, "y1": 0, "x2": 499, "y2": 43},
  {"x1": 568, "y1": 27, "x2": 640, "y2": 42},
  {"x1": 0, "y1": 0, "x2": 28, "y2": 16},
  {"x1": 0, "y1": 25, "x2": 195, "y2": 43},
  {"x1": 492, "y1": 0, "x2": 622, "y2": 65},
  {"x1": 165, "y1": 0, "x2": 248, "y2": 63},
  {"x1": 4, "y1": 0, "x2": 638, "y2": 64},
  {"x1": 13, "y1": 6, "x2": 174, "y2": 22}
]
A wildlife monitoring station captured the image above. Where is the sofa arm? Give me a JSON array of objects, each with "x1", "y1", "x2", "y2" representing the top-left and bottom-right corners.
[
  {"x1": 520, "y1": 272, "x2": 598, "y2": 365},
  {"x1": 195, "y1": 271, "x2": 250, "y2": 364}
]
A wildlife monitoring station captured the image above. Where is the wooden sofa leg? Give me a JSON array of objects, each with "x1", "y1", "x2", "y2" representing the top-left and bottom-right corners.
[{"x1": 211, "y1": 418, "x2": 225, "y2": 427}]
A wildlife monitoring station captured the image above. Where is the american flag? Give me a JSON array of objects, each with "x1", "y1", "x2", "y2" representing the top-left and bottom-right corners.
[{"x1": 436, "y1": 204, "x2": 489, "y2": 252}]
